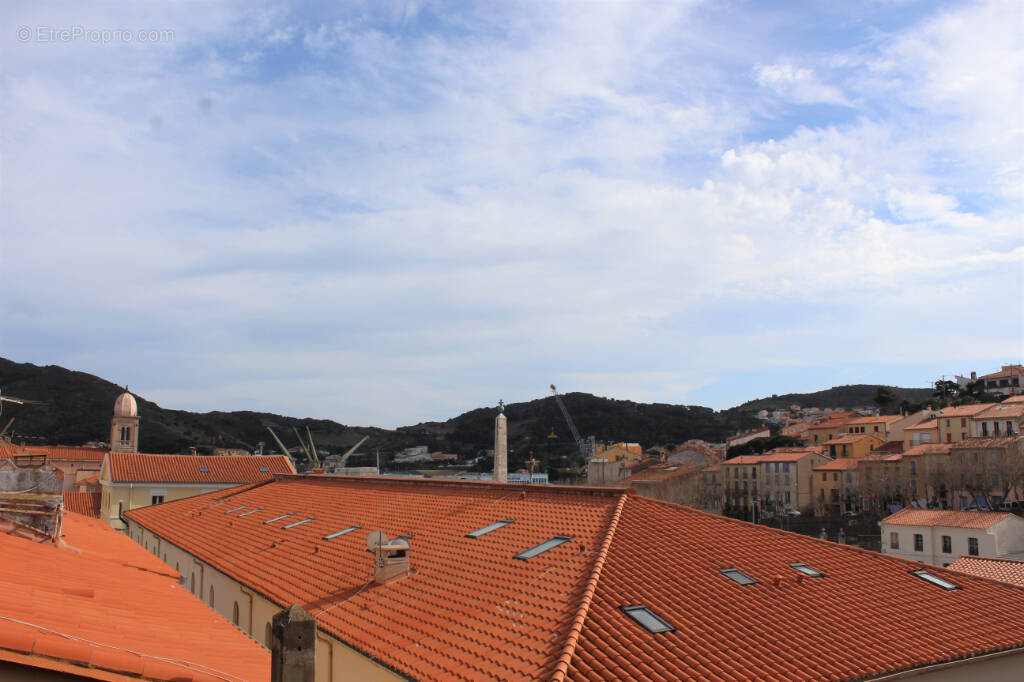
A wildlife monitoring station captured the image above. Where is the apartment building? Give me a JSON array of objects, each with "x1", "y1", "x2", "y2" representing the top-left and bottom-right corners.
[
  {"x1": 881, "y1": 509, "x2": 1024, "y2": 567},
  {"x1": 758, "y1": 448, "x2": 830, "y2": 515},
  {"x1": 812, "y1": 458, "x2": 860, "y2": 516}
]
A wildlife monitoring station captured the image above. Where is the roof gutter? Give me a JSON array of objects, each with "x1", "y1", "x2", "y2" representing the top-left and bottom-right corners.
[{"x1": 551, "y1": 491, "x2": 629, "y2": 681}]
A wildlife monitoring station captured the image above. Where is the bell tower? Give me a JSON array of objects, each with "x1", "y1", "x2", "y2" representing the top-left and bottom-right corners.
[{"x1": 110, "y1": 388, "x2": 140, "y2": 453}]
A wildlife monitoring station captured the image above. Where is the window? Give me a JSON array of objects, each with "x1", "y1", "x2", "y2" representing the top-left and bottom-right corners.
[
  {"x1": 909, "y1": 461, "x2": 917, "y2": 475},
  {"x1": 961, "y1": 418, "x2": 967, "y2": 427},
  {"x1": 821, "y1": 472, "x2": 827, "y2": 482},
  {"x1": 151, "y1": 495, "x2": 165, "y2": 505},
  {"x1": 515, "y1": 536, "x2": 572, "y2": 560},
  {"x1": 259, "y1": 466, "x2": 269, "y2": 472},
  {"x1": 209, "y1": 585, "x2": 215, "y2": 607},
  {"x1": 890, "y1": 532, "x2": 899, "y2": 550},
  {"x1": 1008, "y1": 421, "x2": 1015, "y2": 435},
  {"x1": 783, "y1": 463, "x2": 790, "y2": 473},
  {"x1": 190, "y1": 573, "x2": 196, "y2": 594},
  {"x1": 911, "y1": 570, "x2": 958, "y2": 590},
  {"x1": 265, "y1": 622, "x2": 272, "y2": 647},
  {"x1": 720, "y1": 568, "x2": 757, "y2": 585},
  {"x1": 789, "y1": 563, "x2": 825, "y2": 578},
  {"x1": 785, "y1": 491, "x2": 791, "y2": 504},
  {"x1": 968, "y1": 537, "x2": 979, "y2": 556},
  {"x1": 621, "y1": 605, "x2": 675, "y2": 633},
  {"x1": 232, "y1": 601, "x2": 240, "y2": 626},
  {"x1": 913, "y1": 534, "x2": 923, "y2": 552},
  {"x1": 199, "y1": 466, "x2": 210, "y2": 473},
  {"x1": 993, "y1": 474, "x2": 1000, "y2": 487},
  {"x1": 467, "y1": 520, "x2": 514, "y2": 538},
  {"x1": 942, "y1": 535, "x2": 952, "y2": 553},
  {"x1": 324, "y1": 525, "x2": 361, "y2": 540}
]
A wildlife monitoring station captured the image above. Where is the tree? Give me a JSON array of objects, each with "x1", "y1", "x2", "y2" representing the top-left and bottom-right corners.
[{"x1": 874, "y1": 387, "x2": 898, "y2": 414}]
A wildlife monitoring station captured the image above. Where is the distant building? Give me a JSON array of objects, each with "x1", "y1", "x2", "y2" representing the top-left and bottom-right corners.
[
  {"x1": 812, "y1": 458, "x2": 861, "y2": 516},
  {"x1": 948, "y1": 556, "x2": 1024, "y2": 587},
  {"x1": 881, "y1": 509, "x2": 1024, "y2": 567},
  {"x1": 725, "y1": 428, "x2": 770, "y2": 449},
  {"x1": 821, "y1": 433, "x2": 885, "y2": 459},
  {"x1": 109, "y1": 389, "x2": 140, "y2": 453},
  {"x1": 758, "y1": 447, "x2": 830, "y2": 514},
  {"x1": 98, "y1": 452, "x2": 295, "y2": 529},
  {"x1": 972, "y1": 402, "x2": 1024, "y2": 438},
  {"x1": 977, "y1": 364, "x2": 1024, "y2": 396}
]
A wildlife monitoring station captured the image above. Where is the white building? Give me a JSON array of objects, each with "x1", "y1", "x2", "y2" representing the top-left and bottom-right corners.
[{"x1": 880, "y1": 509, "x2": 1024, "y2": 567}]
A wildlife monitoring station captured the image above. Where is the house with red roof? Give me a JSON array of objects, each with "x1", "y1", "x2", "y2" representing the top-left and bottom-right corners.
[
  {"x1": 757, "y1": 447, "x2": 830, "y2": 515},
  {"x1": 972, "y1": 402, "x2": 1024, "y2": 438},
  {"x1": 0, "y1": 511, "x2": 268, "y2": 681},
  {"x1": 949, "y1": 556, "x2": 1024, "y2": 587},
  {"x1": 0, "y1": 443, "x2": 108, "y2": 491},
  {"x1": 99, "y1": 452, "x2": 295, "y2": 529},
  {"x1": 978, "y1": 364, "x2": 1024, "y2": 396},
  {"x1": 123, "y1": 475, "x2": 1024, "y2": 680},
  {"x1": 812, "y1": 457, "x2": 861, "y2": 516},
  {"x1": 880, "y1": 508, "x2": 1024, "y2": 567}
]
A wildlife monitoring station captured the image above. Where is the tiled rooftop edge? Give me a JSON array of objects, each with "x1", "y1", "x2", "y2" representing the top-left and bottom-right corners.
[{"x1": 551, "y1": 493, "x2": 628, "y2": 682}]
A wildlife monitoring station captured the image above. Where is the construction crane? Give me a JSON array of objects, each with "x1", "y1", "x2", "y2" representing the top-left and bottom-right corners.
[
  {"x1": 265, "y1": 426, "x2": 298, "y2": 469},
  {"x1": 337, "y1": 436, "x2": 369, "y2": 468},
  {"x1": 550, "y1": 384, "x2": 594, "y2": 459}
]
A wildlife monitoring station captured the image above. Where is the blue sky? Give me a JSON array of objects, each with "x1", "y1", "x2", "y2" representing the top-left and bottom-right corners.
[{"x1": 1, "y1": 0, "x2": 1021, "y2": 427}]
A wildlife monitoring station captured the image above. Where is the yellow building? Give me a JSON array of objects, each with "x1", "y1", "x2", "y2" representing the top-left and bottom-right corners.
[
  {"x1": 904, "y1": 419, "x2": 941, "y2": 449},
  {"x1": 812, "y1": 458, "x2": 861, "y2": 516},
  {"x1": 936, "y1": 404, "x2": 993, "y2": 443},
  {"x1": 722, "y1": 454, "x2": 765, "y2": 518},
  {"x1": 806, "y1": 412, "x2": 857, "y2": 445},
  {"x1": 99, "y1": 452, "x2": 294, "y2": 529},
  {"x1": 593, "y1": 442, "x2": 643, "y2": 460},
  {"x1": 758, "y1": 447, "x2": 830, "y2": 515},
  {"x1": 822, "y1": 433, "x2": 884, "y2": 459}
]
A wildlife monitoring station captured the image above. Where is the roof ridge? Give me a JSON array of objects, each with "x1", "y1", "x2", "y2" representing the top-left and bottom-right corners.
[{"x1": 550, "y1": 491, "x2": 628, "y2": 682}]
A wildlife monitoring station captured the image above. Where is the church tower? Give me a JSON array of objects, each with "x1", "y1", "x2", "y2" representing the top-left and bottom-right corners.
[
  {"x1": 494, "y1": 400, "x2": 508, "y2": 483},
  {"x1": 110, "y1": 389, "x2": 140, "y2": 453}
]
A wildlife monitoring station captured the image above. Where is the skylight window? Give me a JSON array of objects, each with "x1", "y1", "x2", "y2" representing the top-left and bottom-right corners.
[
  {"x1": 283, "y1": 517, "x2": 314, "y2": 529},
  {"x1": 199, "y1": 466, "x2": 210, "y2": 473},
  {"x1": 323, "y1": 525, "x2": 361, "y2": 540},
  {"x1": 911, "y1": 569, "x2": 958, "y2": 590},
  {"x1": 237, "y1": 508, "x2": 262, "y2": 517},
  {"x1": 789, "y1": 563, "x2": 825, "y2": 578},
  {"x1": 467, "y1": 520, "x2": 514, "y2": 538},
  {"x1": 514, "y1": 535, "x2": 572, "y2": 560},
  {"x1": 263, "y1": 513, "x2": 294, "y2": 525},
  {"x1": 224, "y1": 505, "x2": 248, "y2": 514},
  {"x1": 259, "y1": 466, "x2": 269, "y2": 472},
  {"x1": 621, "y1": 605, "x2": 675, "y2": 634},
  {"x1": 720, "y1": 568, "x2": 757, "y2": 585}
]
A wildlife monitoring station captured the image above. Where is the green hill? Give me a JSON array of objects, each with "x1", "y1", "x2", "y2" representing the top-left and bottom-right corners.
[{"x1": 733, "y1": 384, "x2": 933, "y2": 412}]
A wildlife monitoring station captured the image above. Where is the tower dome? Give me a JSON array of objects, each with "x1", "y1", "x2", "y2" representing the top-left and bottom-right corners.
[{"x1": 113, "y1": 391, "x2": 138, "y2": 417}]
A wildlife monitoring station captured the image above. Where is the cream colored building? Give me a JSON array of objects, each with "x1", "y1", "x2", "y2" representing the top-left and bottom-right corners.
[
  {"x1": 758, "y1": 447, "x2": 830, "y2": 515},
  {"x1": 881, "y1": 509, "x2": 1024, "y2": 567},
  {"x1": 99, "y1": 452, "x2": 294, "y2": 529}
]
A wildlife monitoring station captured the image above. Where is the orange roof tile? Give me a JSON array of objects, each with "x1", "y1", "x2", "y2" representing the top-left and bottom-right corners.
[
  {"x1": 62, "y1": 491, "x2": 101, "y2": 518},
  {"x1": 822, "y1": 433, "x2": 883, "y2": 445},
  {"x1": 948, "y1": 556, "x2": 1024, "y2": 587},
  {"x1": 0, "y1": 444, "x2": 108, "y2": 461},
  {"x1": 722, "y1": 455, "x2": 767, "y2": 465},
  {"x1": 905, "y1": 419, "x2": 939, "y2": 430},
  {"x1": 978, "y1": 365, "x2": 1024, "y2": 380},
  {"x1": 126, "y1": 476, "x2": 1024, "y2": 681},
  {"x1": 756, "y1": 448, "x2": 825, "y2": 463},
  {"x1": 882, "y1": 508, "x2": 1014, "y2": 529},
  {"x1": 976, "y1": 403, "x2": 1024, "y2": 418},
  {"x1": 0, "y1": 512, "x2": 268, "y2": 681},
  {"x1": 812, "y1": 458, "x2": 861, "y2": 471},
  {"x1": 938, "y1": 403, "x2": 996, "y2": 417},
  {"x1": 843, "y1": 415, "x2": 900, "y2": 425},
  {"x1": 1003, "y1": 395, "x2": 1024, "y2": 404},
  {"x1": 951, "y1": 435, "x2": 1024, "y2": 449},
  {"x1": 902, "y1": 443, "x2": 954, "y2": 457},
  {"x1": 105, "y1": 453, "x2": 294, "y2": 483}
]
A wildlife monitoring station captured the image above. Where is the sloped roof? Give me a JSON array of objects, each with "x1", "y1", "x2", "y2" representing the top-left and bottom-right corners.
[
  {"x1": 127, "y1": 476, "x2": 1024, "y2": 681},
  {"x1": 723, "y1": 455, "x2": 766, "y2": 465},
  {"x1": 844, "y1": 415, "x2": 901, "y2": 425},
  {"x1": 62, "y1": 491, "x2": 101, "y2": 518},
  {"x1": 905, "y1": 419, "x2": 939, "y2": 430},
  {"x1": 979, "y1": 365, "x2": 1024, "y2": 380},
  {"x1": 105, "y1": 453, "x2": 294, "y2": 483},
  {"x1": 0, "y1": 512, "x2": 268, "y2": 681},
  {"x1": 882, "y1": 508, "x2": 1014, "y2": 529},
  {"x1": 0, "y1": 444, "x2": 108, "y2": 461},
  {"x1": 822, "y1": 433, "x2": 883, "y2": 445},
  {"x1": 757, "y1": 448, "x2": 826, "y2": 462},
  {"x1": 976, "y1": 403, "x2": 1024, "y2": 418},
  {"x1": 902, "y1": 443, "x2": 955, "y2": 457},
  {"x1": 813, "y1": 458, "x2": 861, "y2": 471},
  {"x1": 939, "y1": 403, "x2": 997, "y2": 417},
  {"x1": 949, "y1": 556, "x2": 1024, "y2": 587}
]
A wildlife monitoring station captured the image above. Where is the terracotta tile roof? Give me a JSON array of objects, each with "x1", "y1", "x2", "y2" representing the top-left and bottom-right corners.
[
  {"x1": 756, "y1": 448, "x2": 825, "y2": 463},
  {"x1": 882, "y1": 508, "x2": 1014, "y2": 529},
  {"x1": 105, "y1": 453, "x2": 294, "y2": 483},
  {"x1": 126, "y1": 477, "x2": 1024, "y2": 681},
  {"x1": 822, "y1": 433, "x2": 883, "y2": 445},
  {"x1": 938, "y1": 404, "x2": 995, "y2": 417},
  {"x1": 567, "y1": 496, "x2": 1024, "y2": 681},
  {"x1": 813, "y1": 458, "x2": 861, "y2": 471},
  {"x1": 844, "y1": 415, "x2": 900, "y2": 425},
  {"x1": 0, "y1": 444, "x2": 108, "y2": 461},
  {"x1": 62, "y1": 491, "x2": 101, "y2": 518},
  {"x1": 860, "y1": 452, "x2": 904, "y2": 463},
  {"x1": 902, "y1": 443, "x2": 955, "y2": 457},
  {"x1": 949, "y1": 556, "x2": 1024, "y2": 587},
  {"x1": 976, "y1": 403, "x2": 1024, "y2": 418},
  {"x1": 1003, "y1": 395, "x2": 1024, "y2": 404},
  {"x1": 722, "y1": 455, "x2": 767, "y2": 465},
  {"x1": 951, "y1": 435, "x2": 1024, "y2": 449},
  {"x1": 0, "y1": 512, "x2": 268, "y2": 681},
  {"x1": 905, "y1": 419, "x2": 939, "y2": 430},
  {"x1": 616, "y1": 464, "x2": 701, "y2": 485},
  {"x1": 875, "y1": 440, "x2": 904, "y2": 453},
  {"x1": 979, "y1": 365, "x2": 1024, "y2": 380}
]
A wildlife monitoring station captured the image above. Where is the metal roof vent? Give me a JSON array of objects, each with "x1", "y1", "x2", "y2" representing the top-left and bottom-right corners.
[{"x1": 365, "y1": 531, "x2": 411, "y2": 584}]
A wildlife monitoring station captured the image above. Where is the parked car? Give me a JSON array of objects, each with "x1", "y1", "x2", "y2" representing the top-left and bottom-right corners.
[
  {"x1": 784, "y1": 509, "x2": 801, "y2": 517},
  {"x1": 843, "y1": 510, "x2": 859, "y2": 517}
]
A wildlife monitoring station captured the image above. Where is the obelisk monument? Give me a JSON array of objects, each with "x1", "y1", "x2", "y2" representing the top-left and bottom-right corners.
[{"x1": 494, "y1": 400, "x2": 508, "y2": 483}]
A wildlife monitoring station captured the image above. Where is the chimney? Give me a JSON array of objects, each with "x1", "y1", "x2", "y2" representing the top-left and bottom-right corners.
[
  {"x1": 367, "y1": 532, "x2": 411, "y2": 583},
  {"x1": 188, "y1": 446, "x2": 197, "y2": 456},
  {"x1": 971, "y1": 371, "x2": 977, "y2": 381},
  {"x1": 494, "y1": 400, "x2": 508, "y2": 484},
  {"x1": 270, "y1": 605, "x2": 315, "y2": 682}
]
